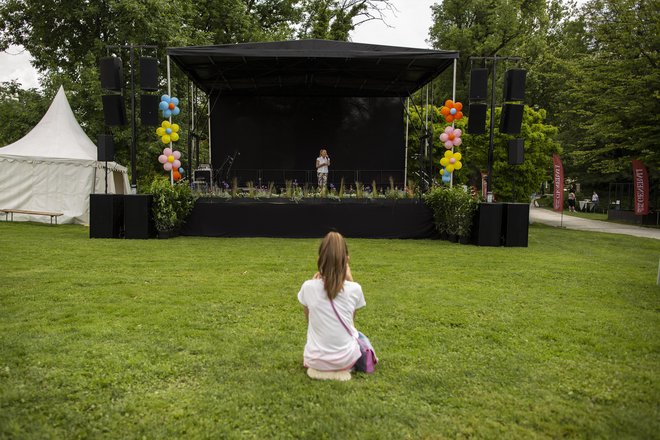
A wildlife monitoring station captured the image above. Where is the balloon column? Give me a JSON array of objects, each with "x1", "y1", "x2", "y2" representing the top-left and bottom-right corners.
[
  {"x1": 438, "y1": 100, "x2": 464, "y2": 185},
  {"x1": 439, "y1": 151, "x2": 462, "y2": 183},
  {"x1": 155, "y1": 94, "x2": 184, "y2": 183},
  {"x1": 158, "y1": 148, "x2": 184, "y2": 181},
  {"x1": 440, "y1": 100, "x2": 463, "y2": 123}
]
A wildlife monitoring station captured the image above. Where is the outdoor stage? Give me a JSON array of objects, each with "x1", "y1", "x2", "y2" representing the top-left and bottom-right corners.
[{"x1": 180, "y1": 198, "x2": 435, "y2": 238}]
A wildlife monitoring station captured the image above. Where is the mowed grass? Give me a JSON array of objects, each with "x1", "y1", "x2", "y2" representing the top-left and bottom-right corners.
[{"x1": 0, "y1": 222, "x2": 658, "y2": 439}]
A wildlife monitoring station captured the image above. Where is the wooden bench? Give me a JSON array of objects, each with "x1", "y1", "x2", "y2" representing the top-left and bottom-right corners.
[{"x1": 0, "y1": 209, "x2": 64, "y2": 225}]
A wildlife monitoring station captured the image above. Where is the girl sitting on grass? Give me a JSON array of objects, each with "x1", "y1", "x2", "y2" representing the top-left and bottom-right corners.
[{"x1": 297, "y1": 231, "x2": 377, "y2": 380}]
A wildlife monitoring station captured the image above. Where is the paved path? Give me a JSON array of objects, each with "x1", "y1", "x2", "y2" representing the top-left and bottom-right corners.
[{"x1": 529, "y1": 205, "x2": 660, "y2": 240}]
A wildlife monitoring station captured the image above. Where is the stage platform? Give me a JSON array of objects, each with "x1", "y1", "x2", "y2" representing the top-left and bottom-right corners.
[{"x1": 180, "y1": 197, "x2": 435, "y2": 239}]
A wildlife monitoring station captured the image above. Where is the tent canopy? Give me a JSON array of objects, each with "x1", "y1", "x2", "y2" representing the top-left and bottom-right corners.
[{"x1": 167, "y1": 39, "x2": 458, "y2": 97}]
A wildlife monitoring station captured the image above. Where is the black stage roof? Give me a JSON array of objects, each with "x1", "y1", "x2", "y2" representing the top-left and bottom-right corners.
[{"x1": 167, "y1": 39, "x2": 458, "y2": 97}]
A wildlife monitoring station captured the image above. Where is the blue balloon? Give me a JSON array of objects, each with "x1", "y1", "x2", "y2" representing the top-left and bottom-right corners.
[
  {"x1": 179, "y1": 167, "x2": 184, "y2": 173},
  {"x1": 172, "y1": 107, "x2": 180, "y2": 116},
  {"x1": 450, "y1": 108, "x2": 457, "y2": 115},
  {"x1": 159, "y1": 101, "x2": 168, "y2": 111},
  {"x1": 171, "y1": 97, "x2": 179, "y2": 105},
  {"x1": 442, "y1": 174, "x2": 451, "y2": 183},
  {"x1": 163, "y1": 109, "x2": 172, "y2": 118},
  {"x1": 161, "y1": 94, "x2": 170, "y2": 102},
  {"x1": 165, "y1": 128, "x2": 172, "y2": 134}
]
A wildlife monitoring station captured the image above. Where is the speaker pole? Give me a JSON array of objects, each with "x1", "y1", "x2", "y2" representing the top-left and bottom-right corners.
[
  {"x1": 487, "y1": 56, "x2": 497, "y2": 202},
  {"x1": 105, "y1": 160, "x2": 108, "y2": 194},
  {"x1": 129, "y1": 46, "x2": 138, "y2": 193}
]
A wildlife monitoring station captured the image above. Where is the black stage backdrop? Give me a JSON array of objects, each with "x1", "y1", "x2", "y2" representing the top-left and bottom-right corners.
[{"x1": 210, "y1": 96, "x2": 404, "y2": 178}]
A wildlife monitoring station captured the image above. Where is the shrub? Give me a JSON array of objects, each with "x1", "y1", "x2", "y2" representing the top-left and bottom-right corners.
[
  {"x1": 424, "y1": 186, "x2": 479, "y2": 238},
  {"x1": 150, "y1": 177, "x2": 195, "y2": 231}
]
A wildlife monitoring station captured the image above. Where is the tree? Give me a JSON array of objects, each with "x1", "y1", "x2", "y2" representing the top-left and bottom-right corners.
[
  {"x1": 0, "y1": 80, "x2": 49, "y2": 146},
  {"x1": 406, "y1": 104, "x2": 561, "y2": 200},
  {"x1": 297, "y1": 0, "x2": 394, "y2": 41}
]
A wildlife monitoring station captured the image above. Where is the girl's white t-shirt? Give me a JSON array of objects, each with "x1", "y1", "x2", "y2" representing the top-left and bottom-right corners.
[
  {"x1": 316, "y1": 156, "x2": 329, "y2": 173},
  {"x1": 297, "y1": 279, "x2": 366, "y2": 371}
]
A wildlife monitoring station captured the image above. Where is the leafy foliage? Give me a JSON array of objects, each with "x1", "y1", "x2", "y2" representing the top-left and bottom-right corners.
[
  {"x1": 424, "y1": 185, "x2": 479, "y2": 237},
  {"x1": 149, "y1": 177, "x2": 195, "y2": 231}
]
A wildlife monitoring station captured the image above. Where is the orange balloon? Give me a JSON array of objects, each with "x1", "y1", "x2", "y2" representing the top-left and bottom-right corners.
[
  {"x1": 455, "y1": 102, "x2": 463, "y2": 111},
  {"x1": 173, "y1": 170, "x2": 181, "y2": 181},
  {"x1": 446, "y1": 115, "x2": 454, "y2": 123},
  {"x1": 445, "y1": 100, "x2": 453, "y2": 107},
  {"x1": 440, "y1": 106, "x2": 450, "y2": 116},
  {"x1": 169, "y1": 103, "x2": 175, "y2": 110},
  {"x1": 456, "y1": 111, "x2": 464, "y2": 120},
  {"x1": 448, "y1": 133, "x2": 455, "y2": 140}
]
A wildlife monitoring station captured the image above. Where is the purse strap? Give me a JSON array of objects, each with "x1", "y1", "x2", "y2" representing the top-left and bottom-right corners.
[{"x1": 329, "y1": 298, "x2": 356, "y2": 339}]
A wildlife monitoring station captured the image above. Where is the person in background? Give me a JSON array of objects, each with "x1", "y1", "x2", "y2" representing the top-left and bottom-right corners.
[
  {"x1": 568, "y1": 190, "x2": 577, "y2": 212},
  {"x1": 316, "y1": 149, "x2": 330, "y2": 189},
  {"x1": 591, "y1": 191, "x2": 599, "y2": 213}
]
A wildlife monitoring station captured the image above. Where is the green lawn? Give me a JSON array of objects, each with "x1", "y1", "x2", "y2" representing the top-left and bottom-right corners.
[{"x1": 1, "y1": 222, "x2": 659, "y2": 439}]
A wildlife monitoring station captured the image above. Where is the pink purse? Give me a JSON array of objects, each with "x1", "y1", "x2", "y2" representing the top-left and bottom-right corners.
[{"x1": 330, "y1": 299, "x2": 377, "y2": 373}]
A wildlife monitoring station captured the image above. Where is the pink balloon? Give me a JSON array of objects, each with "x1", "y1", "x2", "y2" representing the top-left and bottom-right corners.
[
  {"x1": 444, "y1": 126, "x2": 453, "y2": 134},
  {"x1": 163, "y1": 162, "x2": 173, "y2": 171},
  {"x1": 454, "y1": 138, "x2": 462, "y2": 146},
  {"x1": 163, "y1": 148, "x2": 173, "y2": 156},
  {"x1": 440, "y1": 133, "x2": 449, "y2": 142},
  {"x1": 444, "y1": 140, "x2": 453, "y2": 149},
  {"x1": 450, "y1": 158, "x2": 456, "y2": 164},
  {"x1": 454, "y1": 129, "x2": 462, "y2": 137},
  {"x1": 173, "y1": 151, "x2": 181, "y2": 160},
  {"x1": 172, "y1": 159, "x2": 181, "y2": 169},
  {"x1": 158, "y1": 154, "x2": 167, "y2": 164}
]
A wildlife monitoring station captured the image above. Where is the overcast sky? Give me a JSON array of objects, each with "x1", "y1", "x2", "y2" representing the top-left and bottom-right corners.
[{"x1": 0, "y1": 0, "x2": 435, "y2": 90}]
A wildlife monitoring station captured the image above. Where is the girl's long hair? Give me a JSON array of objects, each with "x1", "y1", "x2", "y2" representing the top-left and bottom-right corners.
[{"x1": 317, "y1": 232, "x2": 348, "y2": 300}]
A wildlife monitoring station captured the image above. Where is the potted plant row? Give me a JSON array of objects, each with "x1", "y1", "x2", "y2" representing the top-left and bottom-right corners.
[{"x1": 423, "y1": 186, "x2": 479, "y2": 244}]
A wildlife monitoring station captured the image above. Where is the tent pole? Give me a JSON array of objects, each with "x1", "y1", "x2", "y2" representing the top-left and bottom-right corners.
[{"x1": 208, "y1": 95, "x2": 212, "y2": 186}]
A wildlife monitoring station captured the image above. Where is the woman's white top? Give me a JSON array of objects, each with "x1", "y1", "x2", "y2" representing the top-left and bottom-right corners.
[
  {"x1": 316, "y1": 156, "x2": 329, "y2": 173},
  {"x1": 298, "y1": 279, "x2": 365, "y2": 370}
]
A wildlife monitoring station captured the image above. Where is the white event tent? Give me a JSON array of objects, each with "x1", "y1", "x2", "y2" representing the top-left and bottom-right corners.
[{"x1": 0, "y1": 86, "x2": 129, "y2": 225}]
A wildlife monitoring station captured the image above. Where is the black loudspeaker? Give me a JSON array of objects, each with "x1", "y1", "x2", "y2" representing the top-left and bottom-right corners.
[
  {"x1": 194, "y1": 169, "x2": 212, "y2": 184},
  {"x1": 472, "y1": 203, "x2": 503, "y2": 246},
  {"x1": 90, "y1": 194, "x2": 124, "y2": 238},
  {"x1": 140, "y1": 57, "x2": 159, "y2": 91},
  {"x1": 508, "y1": 139, "x2": 524, "y2": 165},
  {"x1": 500, "y1": 104, "x2": 524, "y2": 134},
  {"x1": 102, "y1": 95, "x2": 127, "y2": 126},
  {"x1": 469, "y1": 68, "x2": 488, "y2": 100},
  {"x1": 98, "y1": 134, "x2": 114, "y2": 161},
  {"x1": 503, "y1": 69, "x2": 526, "y2": 102},
  {"x1": 503, "y1": 203, "x2": 529, "y2": 247},
  {"x1": 140, "y1": 94, "x2": 160, "y2": 126},
  {"x1": 124, "y1": 195, "x2": 156, "y2": 239},
  {"x1": 99, "y1": 57, "x2": 123, "y2": 91},
  {"x1": 467, "y1": 103, "x2": 487, "y2": 134}
]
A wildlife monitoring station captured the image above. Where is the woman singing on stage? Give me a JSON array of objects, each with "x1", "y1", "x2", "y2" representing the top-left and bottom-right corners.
[{"x1": 316, "y1": 149, "x2": 330, "y2": 189}]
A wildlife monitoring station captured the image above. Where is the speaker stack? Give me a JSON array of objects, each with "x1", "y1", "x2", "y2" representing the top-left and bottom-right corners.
[
  {"x1": 467, "y1": 68, "x2": 488, "y2": 135},
  {"x1": 140, "y1": 57, "x2": 159, "y2": 126},
  {"x1": 100, "y1": 57, "x2": 126, "y2": 126},
  {"x1": 499, "y1": 69, "x2": 526, "y2": 134}
]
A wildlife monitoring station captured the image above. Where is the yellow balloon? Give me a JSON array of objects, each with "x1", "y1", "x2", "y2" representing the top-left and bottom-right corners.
[
  {"x1": 446, "y1": 165, "x2": 455, "y2": 173},
  {"x1": 444, "y1": 150, "x2": 453, "y2": 158},
  {"x1": 440, "y1": 157, "x2": 449, "y2": 167},
  {"x1": 440, "y1": 169, "x2": 445, "y2": 175},
  {"x1": 454, "y1": 152, "x2": 462, "y2": 161},
  {"x1": 454, "y1": 161, "x2": 463, "y2": 170},
  {"x1": 161, "y1": 121, "x2": 170, "y2": 129},
  {"x1": 167, "y1": 155, "x2": 175, "y2": 163},
  {"x1": 171, "y1": 132, "x2": 179, "y2": 142},
  {"x1": 161, "y1": 134, "x2": 171, "y2": 144},
  {"x1": 156, "y1": 127, "x2": 165, "y2": 136},
  {"x1": 171, "y1": 124, "x2": 179, "y2": 133}
]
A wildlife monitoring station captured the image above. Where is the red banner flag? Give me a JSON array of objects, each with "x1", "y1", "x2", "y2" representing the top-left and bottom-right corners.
[
  {"x1": 632, "y1": 159, "x2": 649, "y2": 215},
  {"x1": 552, "y1": 154, "x2": 564, "y2": 212}
]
